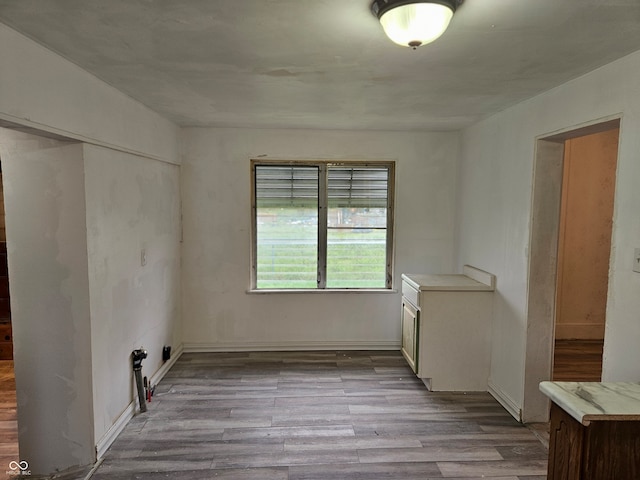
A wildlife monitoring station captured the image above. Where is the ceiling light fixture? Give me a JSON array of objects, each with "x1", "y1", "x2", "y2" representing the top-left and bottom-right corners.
[{"x1": 371, "y1": 0, "x2": 463, "y2": 49}]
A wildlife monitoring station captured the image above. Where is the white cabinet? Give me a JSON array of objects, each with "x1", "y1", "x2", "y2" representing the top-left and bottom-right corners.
[{"x1": 401, "y1": 265, "x2": 495, "y2": 392}]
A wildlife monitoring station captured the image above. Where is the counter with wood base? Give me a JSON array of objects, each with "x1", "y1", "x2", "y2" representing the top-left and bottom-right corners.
[{"x1": 540, "y1": 381, "x2": 640, "y2": 479}]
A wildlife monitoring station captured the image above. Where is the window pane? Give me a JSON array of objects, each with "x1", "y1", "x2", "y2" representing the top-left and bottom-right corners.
[
  {"x1": 327, "y1": 207, "x2": 387, "y2": 229},
  {"x1": 255, "y1": 166, "x2": 318, "y2": 289},
  {"x1": 326, "y1": 166, "x2": 389, "y2": 288},
  {"x1": 326, "y1": 226, "x2": 387, "y2": 288}
]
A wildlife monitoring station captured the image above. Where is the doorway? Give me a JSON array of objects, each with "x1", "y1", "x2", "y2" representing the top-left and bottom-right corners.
[
  {"x1": 0, "y1": 158, "x2": 18, "y2": 468},
  {"x1": 552, "y1": 128, "x2": 618, "y2": 381},
  {"x1": 522, "y1": 117, "x2": 621, "y2": 423}
]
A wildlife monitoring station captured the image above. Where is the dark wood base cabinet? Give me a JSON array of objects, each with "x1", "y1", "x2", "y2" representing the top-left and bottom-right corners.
[{"x1": 547, "y1": 402, "x2": 640, "y2": 479}]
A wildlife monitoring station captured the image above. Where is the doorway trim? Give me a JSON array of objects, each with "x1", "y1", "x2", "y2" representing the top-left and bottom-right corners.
[{"x1": 522, "y1": 116, "x2": 621, "y2": 423}]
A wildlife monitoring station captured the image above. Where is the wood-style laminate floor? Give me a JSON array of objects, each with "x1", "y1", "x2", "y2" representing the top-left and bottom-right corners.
[
  {"x1": 93, "y1": 351, "x2": 548, "y2": 479},
  {"x1": 552, "y1": 340, "x2": 604, "y2": 381},
  {"x1": 0, "y1": 360, "x2": 18, "y2": 479}
]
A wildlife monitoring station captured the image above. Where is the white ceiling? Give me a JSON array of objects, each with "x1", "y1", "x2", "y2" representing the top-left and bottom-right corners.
[{"x1": 1, "y1": 0, "x2": 640, "y2": 131}]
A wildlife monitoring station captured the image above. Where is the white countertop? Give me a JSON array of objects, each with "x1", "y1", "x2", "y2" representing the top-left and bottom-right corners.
[
  {"x1": 401, "y1": 265, "x2": 495, "y2": 292},
  {"x1": 539, "y1": 381, "x2": 640, "y2": 426}
]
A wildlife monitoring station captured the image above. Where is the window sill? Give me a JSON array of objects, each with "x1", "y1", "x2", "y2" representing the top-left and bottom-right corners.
[{"x1": 247, "y1": 288, "x2": 399, "y2": 294}]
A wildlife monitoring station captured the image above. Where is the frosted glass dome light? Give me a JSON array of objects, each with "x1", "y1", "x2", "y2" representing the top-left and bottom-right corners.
[{"x1": 371, "y1": 0, "x2": 461, "y2": 49}]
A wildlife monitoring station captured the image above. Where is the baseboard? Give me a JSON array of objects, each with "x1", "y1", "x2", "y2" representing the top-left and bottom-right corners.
[
  {"x1": 488, "y1": 378, "x2": 522, "y2": 422},
  {"x1": 183, "y1": 340, "x2": 401, "y2": 353},
  {"x1": 94, "y1": 343, "x2": 184, "y2": 460},
  {"x1": 554, "y1": 323, "x2": 605, "y2": 340},
  {"x1": 95, "y1": 401, "x2": 135, "y2": 460},
  {"x1": 149, "y1": 343, "x2": 184, "y2": 386}
]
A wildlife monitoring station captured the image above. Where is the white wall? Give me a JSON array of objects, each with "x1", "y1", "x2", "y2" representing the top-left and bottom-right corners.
[
  {"x1": 1, "y1": 137, "x2": 95, "y2": 474},
  {"x1": 84, "y1": 144, "x2": 182, "y2": 447},
  {"x1": 456, "y1": 49, "x2": 640, "y2": 420},
  {"x1": 181, "y1": 128, "x2": 459, "y2": 350},
  {"x1": 0, "y1": 23, "x2": 179, "y2": 163},
  {"x1": 0, "y1": 24, "x2": 182, "y2": 475},
  {"x1": 0, "y1": 132, "x2": 183, "y2": 474}
]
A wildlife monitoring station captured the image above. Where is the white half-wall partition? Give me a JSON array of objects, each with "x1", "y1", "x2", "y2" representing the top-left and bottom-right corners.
[
  {"x1": 2, "y1": 141, "x2": 95, "y2": 475},
  {"x1": 180, "y1": 127, "x2": 460, "y2": 351},
  {"x1": 457, "y1": 49, "x2": 640, "y2": 422}
]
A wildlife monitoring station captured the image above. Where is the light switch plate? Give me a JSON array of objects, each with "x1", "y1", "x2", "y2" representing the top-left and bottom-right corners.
[{"x1": 634, "y1": 248, "x2": 640, "y2": 273}]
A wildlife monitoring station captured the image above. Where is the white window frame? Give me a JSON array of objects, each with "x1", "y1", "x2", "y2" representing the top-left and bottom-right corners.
[{"x1": 250, "y1": 159, "x2": 395, "y2": 291}]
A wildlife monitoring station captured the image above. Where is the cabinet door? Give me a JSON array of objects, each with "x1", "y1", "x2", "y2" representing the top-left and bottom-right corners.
[
  {"x1": 401, "y1": 300, "x2": 419, "y2": 373},
  {"x1": 547, "y1": 403, "x2": 584, "y2": 480}
]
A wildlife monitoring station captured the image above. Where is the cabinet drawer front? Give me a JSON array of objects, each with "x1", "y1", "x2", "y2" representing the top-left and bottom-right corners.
[{"x1": 402, "y1": 282, "x2": 420, "y2": 308}]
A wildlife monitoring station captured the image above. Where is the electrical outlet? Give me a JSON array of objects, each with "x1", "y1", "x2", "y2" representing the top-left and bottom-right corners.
[{"x1": 634, "y1": 248, "x2": 640, "y2": 273}]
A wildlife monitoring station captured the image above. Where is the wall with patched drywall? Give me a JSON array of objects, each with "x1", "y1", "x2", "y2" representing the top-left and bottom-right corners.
[
  {"x1": 84, "y1": 144, "x2": 182, "y2": 446},
  {"x1": 180, "y1": 127, "x2": 459, "y2": 350},
  {"x1": 456, "y1": 49, "x2": 640, "y2": 421},
  {"x1": 0, "y1": 23, "x2": 181, "y2": 476}
]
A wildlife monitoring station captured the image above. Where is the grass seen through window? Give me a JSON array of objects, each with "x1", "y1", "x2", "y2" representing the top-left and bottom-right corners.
[{"x1": 256, "y1": 207, "x2": 387, "y2": 289}]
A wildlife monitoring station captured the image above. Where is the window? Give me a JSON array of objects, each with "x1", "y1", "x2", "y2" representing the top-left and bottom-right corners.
[{"x1": 251, "y1": 160, "x2": 394, "y2": 290}]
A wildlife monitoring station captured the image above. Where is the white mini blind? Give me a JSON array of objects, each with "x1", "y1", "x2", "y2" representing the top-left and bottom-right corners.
[
  {"x1": 255, "y1": 166, "x2": 318, "y2": 207},
  {"x1": 327, "y1": 166, "x2": 388, "y2": 208}
]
